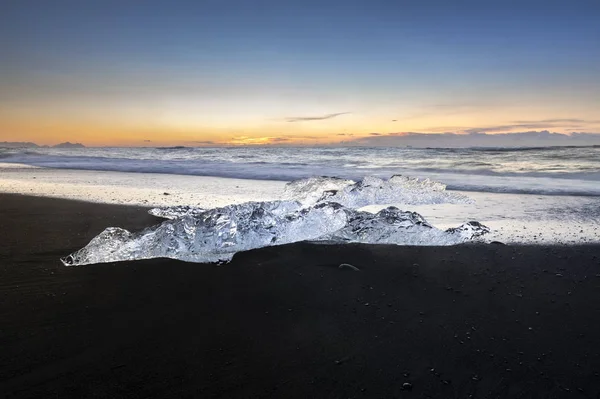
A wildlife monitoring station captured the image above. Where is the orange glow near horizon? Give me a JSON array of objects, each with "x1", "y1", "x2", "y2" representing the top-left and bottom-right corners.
[
  {"x1": 2, "y1": 86, "x2": 600, "y2": 147},
  {"x1": 3, "y1": 106, "x2": 600, "y2": 147},
  {"x1": 2, "y1": 60, "x2": 599, "y2": 147}
]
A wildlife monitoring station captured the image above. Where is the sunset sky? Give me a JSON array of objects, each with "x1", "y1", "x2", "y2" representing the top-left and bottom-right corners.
[{"x1": 1, "y1": 0, "x2": 599, "y2": 146}]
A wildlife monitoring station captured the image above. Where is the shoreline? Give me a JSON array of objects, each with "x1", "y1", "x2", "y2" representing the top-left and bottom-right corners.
[
  {"x1": 3, "y1": 161, "x2": 600, "y2": 199},
  {"x1": 0, "y1": 163, "x2": 287, "y2": 208},
  {"x1": 1, "y1": 194, "x2": 600, "y2": 398},
  {"x1": 2, "y1": 164, "x2": 600, "y2": 245}
]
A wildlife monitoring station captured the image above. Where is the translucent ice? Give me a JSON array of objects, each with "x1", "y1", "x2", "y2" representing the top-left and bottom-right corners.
[
  {"x1": 284, "y1": 176, "x2": 354, "y2": 206},
  {"x1": 285, "y1": 175, "x2": 474, "y2": 208},
  {"x1": 319, "y1": 207, "x2": 489, "y2": 246},
  {"x1": 149, "y1": 205, "x2": 207, "y2": 220},
  {"x1": 62, "y1": 202, "x2": 489, "y2": 266},
  {"x1": 62, "y1": 175, "x2": 487, "y2": 266},
  {"x1": 62, "y1": 200, "x2": 349, "y2": 265},
  {"x1": 444, "y1": 221, "x2": 491, "y2": 240}
]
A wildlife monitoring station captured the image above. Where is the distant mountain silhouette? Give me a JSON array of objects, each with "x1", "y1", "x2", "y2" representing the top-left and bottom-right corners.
[
  {"x1": 0, "y1": 142, "x2": 39, "y2": 148},
  {"x1": 53, "y1": 142, "x2": 85, "y2": 148},
  {"x1": 0, "y1": 141, "x2": 86, "y2": 149}
]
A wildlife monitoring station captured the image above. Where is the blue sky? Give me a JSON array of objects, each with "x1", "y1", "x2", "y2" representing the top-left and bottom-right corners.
[{"x1": 1, "y1": 0, "x2": 599, "y2": 145}]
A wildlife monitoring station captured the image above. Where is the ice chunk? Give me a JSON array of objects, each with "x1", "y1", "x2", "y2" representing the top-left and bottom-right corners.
[
  {"x1": 149, "y1": 205, "x2": 207, "y2": 220},
  {"x1": 61, "y1": 227, "x2": 137, "y2": 266},
  {"x1": 284, "y1": 176, "x2": 354, "y2": 206},
  {"x1": 285, "y1": 175, "x2": 473, "y2": 208},
  {"x1": 62, "y1": 175, "x2": 487, "y2": 266},
  {"x1": 62, "y1": 201, "x2": 489, "y2": 266},
  {"x1": 444, "y1": 221, "x2": 490, "y2": 240},
  {"x1": 62, "y1": 200, "x2": 349, "y2": 265},
  {"x1": 319, "y1": 207, "x2": 488, "y2": 246}
]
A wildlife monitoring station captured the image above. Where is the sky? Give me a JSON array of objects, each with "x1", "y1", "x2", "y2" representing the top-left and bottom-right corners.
[{"x1": 1, "y1": 0, "x2": 599, "y2": 147}]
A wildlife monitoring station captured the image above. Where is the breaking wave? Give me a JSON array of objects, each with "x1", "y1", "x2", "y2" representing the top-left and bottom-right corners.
[{"x1": 3, "y1": 145, "x2": 600, "y2": 196}]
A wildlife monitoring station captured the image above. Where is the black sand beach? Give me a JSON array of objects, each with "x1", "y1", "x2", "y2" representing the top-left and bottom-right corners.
[{"x1": 1, "y1": 193, "x2": 600, "y2": 398}]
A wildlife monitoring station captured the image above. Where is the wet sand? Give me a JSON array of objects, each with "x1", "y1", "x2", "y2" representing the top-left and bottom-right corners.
[{"x1": 1, "y1": 193, "x2": 600, "y2": 398}]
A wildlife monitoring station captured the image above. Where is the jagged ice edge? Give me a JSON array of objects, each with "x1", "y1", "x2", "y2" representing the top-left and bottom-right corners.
[{"x1": 61, "y1": 201, "x2": 489, "y2": 266}]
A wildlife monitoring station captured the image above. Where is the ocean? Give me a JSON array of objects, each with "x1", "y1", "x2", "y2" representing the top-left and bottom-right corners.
[{"x1": 2, "y1": 146, "x2": 600, "y2": 196}]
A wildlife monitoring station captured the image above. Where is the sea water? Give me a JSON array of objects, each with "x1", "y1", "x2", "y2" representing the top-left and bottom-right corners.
[{"x1": 2, "y1": 146, "x2": 600, "y2": 196}]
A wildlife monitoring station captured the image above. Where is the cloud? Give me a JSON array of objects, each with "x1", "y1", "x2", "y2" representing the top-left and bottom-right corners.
[
  {"x1": 457, "y1": 118, "x2": 600, "y2": 134},
  {"x1": 224, "y1": 135, "x2": 332, "y2": 146},
  {"x1": 512, "y1": 118, "x2": 600, "y2": 124},
  {"x1": 143, "y1": 139, "x2": 152, "y2": 142},
  {"x1": 463, "y1": 124, "x2": 545, "y2": 134},
  {"x1": 286, "y1": 112, "x2": 350, "y2": 123},
  {"x1": 343, "y1": 131, "x2": 600, "y2": 148},
  {"x1": 188, "y1": 140, "x2": 215, "y2": 145}
]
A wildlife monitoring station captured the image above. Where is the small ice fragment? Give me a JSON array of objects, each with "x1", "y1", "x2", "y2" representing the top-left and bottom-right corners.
[
  {"x1": 149, "y1": 206, "x2": 206, "y2": 220},
  {"x1": 339, "y1": 263, "x2": 360, "y2": 271},
  {"x1": 445, "y1": 221, "x2": 490, "y2": 240}
]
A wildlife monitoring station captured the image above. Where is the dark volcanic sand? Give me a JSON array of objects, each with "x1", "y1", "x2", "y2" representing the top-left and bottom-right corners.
[{"x1": 1, "y1": 193, "x2": 600, "y2": 398}]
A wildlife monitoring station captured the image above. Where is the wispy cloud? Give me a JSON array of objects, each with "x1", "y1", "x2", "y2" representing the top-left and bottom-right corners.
[
  {"x1": 228, "y1": 136, "x2": 277, "y2": 145},
  {"x1": 343, "y1": 130, "x2": 600, "y2": 148},
  {"x1": 188, "y1": 140, "x2": 215, "y2": 145},
  {"x1": 512, "y1": 118, "x2": 600, "y2": 124},
  {"x1": 224, "y1": 135, "x2": 330, "y2": 146},
  {"x1": 286, "y1": 112, "x2": 350, "y2": 123},
  {"x1": 463, "y1": 124, "x2": 547, "y2": 134},
  {"x1": 432, "y1": 118, "x2": 600, "y2": 135}
]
